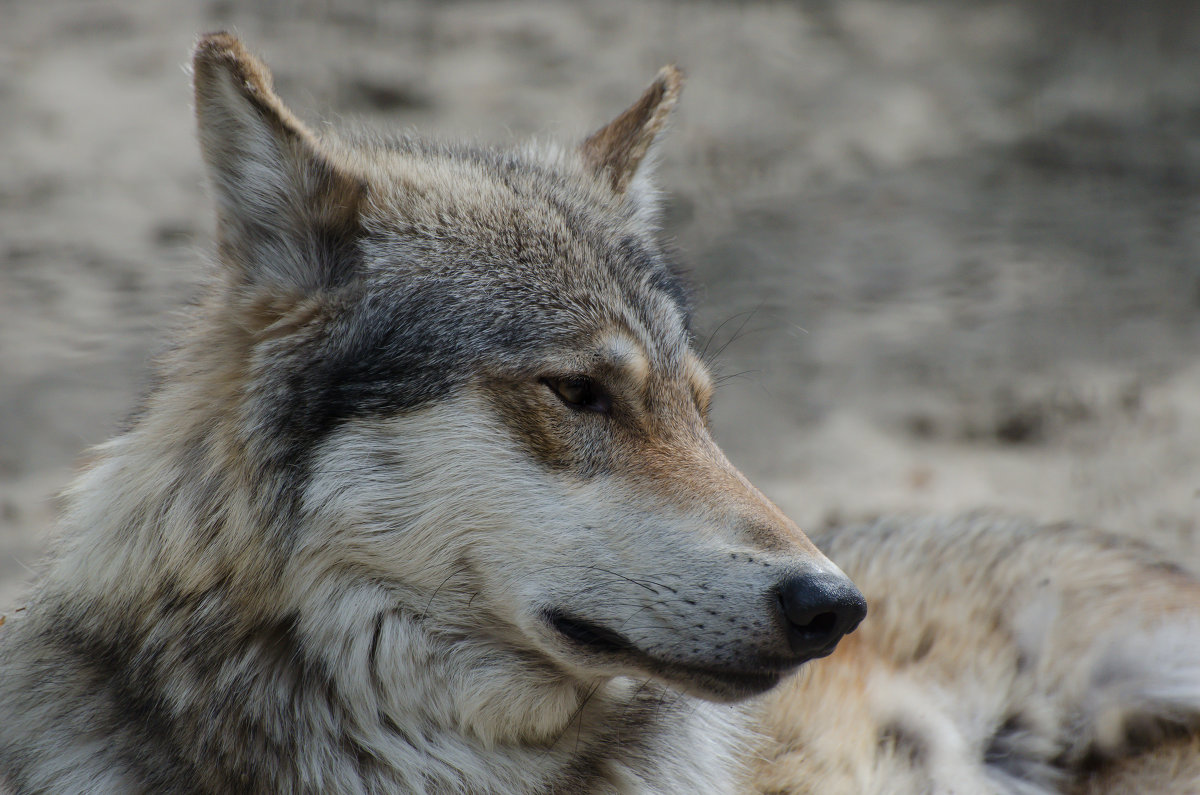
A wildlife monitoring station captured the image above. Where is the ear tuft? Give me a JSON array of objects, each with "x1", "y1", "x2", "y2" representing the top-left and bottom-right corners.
[
  {"x1": 192, "y1": 32, "x2": 317, "y2": 152},
  {"x1": 580, "y1": 65, "x2": 684, "y2": 195},
  {"x1": 192, "y1": 32, "x2": 364, "y2": 291}
]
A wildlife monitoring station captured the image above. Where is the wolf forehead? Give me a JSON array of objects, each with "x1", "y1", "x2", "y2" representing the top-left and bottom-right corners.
[
  {"x1": 312, "y1": 141, "x2": 692, "y2": 364},
  {"x1": 356, "y1": 138, "x2": 693, "y2": 348}
]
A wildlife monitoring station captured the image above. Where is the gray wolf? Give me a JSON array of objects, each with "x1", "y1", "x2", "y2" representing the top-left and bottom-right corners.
[
  {"x1": 1, "y1": 33, "x2": 1198, "y2": 795},
  {"x1": 0, "y1": 32, "x2": 863, "y2": 793}
]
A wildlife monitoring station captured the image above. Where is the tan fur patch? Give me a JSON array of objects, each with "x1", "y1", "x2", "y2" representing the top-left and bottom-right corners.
[{"x1": 684, "y1": 351, "x2": 716, "y2": 419}]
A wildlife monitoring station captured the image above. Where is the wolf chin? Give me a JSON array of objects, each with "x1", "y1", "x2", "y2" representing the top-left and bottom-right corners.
[{"x1": 2, "y1": 33, "x2": 1199, "y2": 795}]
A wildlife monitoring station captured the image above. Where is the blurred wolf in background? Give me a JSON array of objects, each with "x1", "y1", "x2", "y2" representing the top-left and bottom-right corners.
[
  {"x1": 757, "y1": 515, "x2": 1200, "y2": 794},
  {"x1": 0, "y1": 32, "x2": 1197, "y2": 795}
]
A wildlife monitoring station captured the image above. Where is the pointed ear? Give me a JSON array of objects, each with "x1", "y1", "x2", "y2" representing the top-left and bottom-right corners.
[
  {"x1": 580, "y1": 66, "x2": 683, "y2": 195},
  {"x1": 192, "y1": 32, "x2": 364, "y2": 290}
]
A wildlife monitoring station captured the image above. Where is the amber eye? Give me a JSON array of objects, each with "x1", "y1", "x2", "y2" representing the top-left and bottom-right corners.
[{"x1": 541, "y1": 376, "x2": 612, "y2": 414}]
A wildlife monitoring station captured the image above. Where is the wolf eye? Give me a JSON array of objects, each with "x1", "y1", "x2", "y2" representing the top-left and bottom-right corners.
[{"x1": 541, "y1": 376, "x2": 612, "y2": 414}]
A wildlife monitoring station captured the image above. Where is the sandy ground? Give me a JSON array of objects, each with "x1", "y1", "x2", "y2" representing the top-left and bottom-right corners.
[{"x1": 1, "y1": 0, "x2": 1199, "y2": 611}]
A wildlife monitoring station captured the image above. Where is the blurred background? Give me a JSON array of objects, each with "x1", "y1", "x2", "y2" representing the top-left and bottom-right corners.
[{"x1": 2, "y1": 0, "x2": 1198, "y2": 609}]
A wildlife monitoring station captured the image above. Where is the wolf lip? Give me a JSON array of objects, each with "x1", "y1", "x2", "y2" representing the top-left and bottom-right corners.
[
  {"x1": 545, "y1": 609, "x2": 804, "y2": 698},
  {"x1": 639, "y1": 655, "x2": 802, "y2": 702},
  {"x1": 546, "y1": 610, "x2": 639, "y2": 656}
]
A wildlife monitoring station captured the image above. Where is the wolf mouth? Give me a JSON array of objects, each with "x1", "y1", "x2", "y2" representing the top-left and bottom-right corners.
[
  {"x1": 547, "y1": 610, "x2": 640, "y2": 656},
  {"x1": 545, "y1": 609, "x2": 803, "y2": 697}
]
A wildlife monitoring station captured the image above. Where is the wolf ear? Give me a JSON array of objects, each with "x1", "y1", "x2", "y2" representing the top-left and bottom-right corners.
[
  {"x1": 192, "y1": 32, "x2": 364, "y2": 290},
  {"x1": 580, "y1": 66, "x2": 683, "y2": 195}
]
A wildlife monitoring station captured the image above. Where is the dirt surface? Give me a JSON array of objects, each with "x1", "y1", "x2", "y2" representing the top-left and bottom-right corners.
[{"x1": 2, "y1": 0, "x2": 1199, "y2": 610}]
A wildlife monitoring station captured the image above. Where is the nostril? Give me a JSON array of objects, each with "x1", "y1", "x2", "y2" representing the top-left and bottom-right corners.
[
  {"x1": 776, "y1": 592, "x2": 838, "y2": 636},
  {"x1": 794, "y1": 610, "x2": 837, "y2": 637}
]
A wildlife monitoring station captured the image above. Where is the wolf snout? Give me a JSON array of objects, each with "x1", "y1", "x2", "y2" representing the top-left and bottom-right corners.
[{"x1": 775, "y1": 573, "x2": 867, "y2": 660}]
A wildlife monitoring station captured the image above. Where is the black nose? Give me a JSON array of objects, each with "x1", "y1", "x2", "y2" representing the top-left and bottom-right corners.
[{"x1": 776, "y1": 573, "x2": 867, "y2": 660}]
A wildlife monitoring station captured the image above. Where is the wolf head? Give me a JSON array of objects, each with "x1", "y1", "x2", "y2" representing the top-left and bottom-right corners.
[{"x1": 181, "y1": 33, "x2": 864, "y2": 711}]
